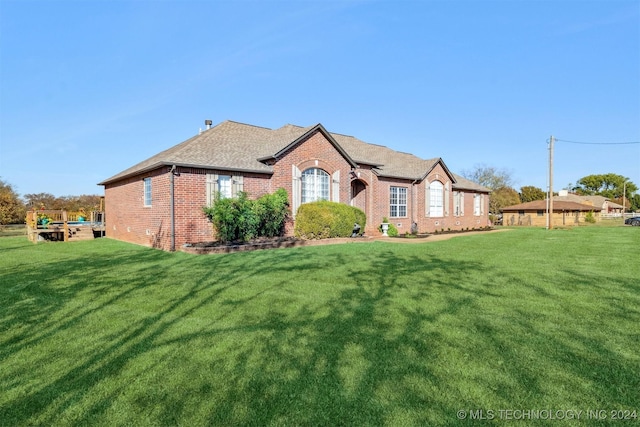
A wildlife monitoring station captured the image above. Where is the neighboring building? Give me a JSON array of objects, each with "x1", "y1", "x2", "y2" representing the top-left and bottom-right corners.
[
  {"x1": 555, "y1": 190, "x2": 624, "y2": 214},
  {"x1": 99, "y1": 120, "x2": 491, "y2": 251},
  {"x1": 502, "y1": 200, "x2": 599, "y2": 227}
]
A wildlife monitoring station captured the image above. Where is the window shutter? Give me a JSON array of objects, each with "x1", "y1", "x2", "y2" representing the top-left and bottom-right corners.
[
  {"x1": 444, "y1": 182, "x2": 450, "y2": 216},
  {"x1": 425, "y1": 185, "x2": 430, "y2": 217},
  {"x1": 292, "y1": 165, "x2": 301, "y2": 218},
  {"x1": 332, "y1": 170, "x2": 340, "y2": 203},
  {"x1": 206, "y1": 174, "x2": 218, "y2": 206},
  {"x1": 231, "y1": 175, "x2": 243, "y2": 197},
  {"x1": 481, "y1": 194, "x2": 485, "y2": 215},
  {"x1": 460, "y1": 192, "x2": 465, "y2": 216}
]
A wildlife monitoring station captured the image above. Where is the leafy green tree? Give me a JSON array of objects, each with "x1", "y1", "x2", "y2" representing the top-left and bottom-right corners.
[
  {"x1": 574, "y1": 173, "x2": 637, "y2": 199},
  {"x1": 23, "y1": 193, "x2": 102, "y2": 213},
  {"x1": 519, "y1": 186, "x2": 546, "y2": 203},
  {"x1": 490, "y1": 186, "x2": 521, "y2": 215},
  {"x1": 632, "y1": 194, "x2": 640, "y2": 212},
  {"x1": 0, "y1": 179, "x2": 26, "y2": 225},
  {"x1": 57, "y1": 195, "x2": 103, "y2": 213}
]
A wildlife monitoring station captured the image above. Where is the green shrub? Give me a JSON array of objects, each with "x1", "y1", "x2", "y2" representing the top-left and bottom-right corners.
[
  {"x1": 254, "y1": 188, "x2": 289, "y2": 237},
  {"x1": 294, "y1": 201, "x2": 366, "y2": 239},
  {"x1": 378, "y1": 217, "x2": 399, "y2": 237},
  {"x1": 585, "y1": 211, "x2": 596, "y2": 224},
  {"x1": 203, "y1": 189, "x2": 289, "y2": 243}
]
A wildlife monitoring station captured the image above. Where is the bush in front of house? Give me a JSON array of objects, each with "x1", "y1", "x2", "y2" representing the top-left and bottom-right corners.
[
  {"x1": 294, "y1": 201, "x2": 366, "y2": 239},
  {"x1": 585, "y1": 210, "x2": 596, "y2": 224},
  {"x1": 254, "y1": 188, "x2": 290, "y2": 237},
  {"x1": 202, "y1": 189, "x2": 289, "y2": 243}
]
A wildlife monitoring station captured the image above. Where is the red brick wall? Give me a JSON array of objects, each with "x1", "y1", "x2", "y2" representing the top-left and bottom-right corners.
[
  {"x1": 104, "y1": 166, "x2": 272, "y2": 251},
  {"x1": 270, "y1": 131, "x2": 352, "y2": 201},
  {"x1": 365, "y1": 163, "x2": 490, "y2": 235},
  {"x1": 103, "y1": 131, "x2": 490, "y2": 250},
  {"x1": 104, "y1": 167, "x2": 172, "y2": 249}
]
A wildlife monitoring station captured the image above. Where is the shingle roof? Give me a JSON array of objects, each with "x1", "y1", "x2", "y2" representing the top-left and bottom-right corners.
[
  {"x1": 553, "y1": 194, "x2": 608, "y2": 208},
  {"x1": 99, "y1": 121, "x2": 309, "y2": 183},
  {"x1": 99, "y1": 120, "x2": 489, "y2": 192},
  {"x1": 451, "y1": 174, "x2": 490, "y2": 192}
]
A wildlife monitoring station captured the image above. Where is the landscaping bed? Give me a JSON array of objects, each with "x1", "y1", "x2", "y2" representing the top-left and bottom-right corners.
[{"x1": 181, "y1": 236, "x2": 373, "y2": 254}]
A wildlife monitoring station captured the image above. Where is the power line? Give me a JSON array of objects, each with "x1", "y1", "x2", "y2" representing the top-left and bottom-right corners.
[{"x1": 554, "y1": 138, "x2": 640, "y2": 145}]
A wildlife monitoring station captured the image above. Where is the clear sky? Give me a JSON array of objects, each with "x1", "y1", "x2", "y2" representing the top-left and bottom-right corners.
[{"x1": 1, "y1": 0, "x2": 639, "y2": 198}]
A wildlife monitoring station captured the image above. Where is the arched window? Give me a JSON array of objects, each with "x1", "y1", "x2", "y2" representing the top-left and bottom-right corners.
[
  {"x1": 302, "y1": 168, "x2": 329, "y2": 203},
  {"x1": 429, "y1": 181, "x2": 444, "y2": 217}
]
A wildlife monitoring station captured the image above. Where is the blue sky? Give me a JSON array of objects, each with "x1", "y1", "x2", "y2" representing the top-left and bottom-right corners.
[{"x1": 1, "y1": 0, "x2": 639, "y2": 198}]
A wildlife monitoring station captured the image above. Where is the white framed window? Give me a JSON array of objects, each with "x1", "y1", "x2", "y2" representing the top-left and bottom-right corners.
[
  {"x1": 302, "y1": 168, "x2": 329, "y2": 203},
  {"x1": 143, "y1": 177, "x2": 152, "y2": 206},
  {"x1": 206, "y1": 174, "x2": 243, "y2": 205},
  {"x1": 390, "y1": 186, "x2": 407, "y2": 217},
  {"x1": 474, "y1": 193, "x2": 483, "y2": 216},
  {"x1": 218, "y1": 175, "x2": 232, "y2": 198},
  {"x1": 429, "y1": 181, "x2": 444, "y2": 217},
  {"x1": 453, "y1": 191, "x2": 464, "y2": 216}
]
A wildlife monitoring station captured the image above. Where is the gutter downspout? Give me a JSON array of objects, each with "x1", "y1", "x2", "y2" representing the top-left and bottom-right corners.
[
  {"x1": 170, "y1": 165, "x2": 176, "y2": 252},
  {"x1": 411, "y1": 179, "x2": 418, "y2": 228}
]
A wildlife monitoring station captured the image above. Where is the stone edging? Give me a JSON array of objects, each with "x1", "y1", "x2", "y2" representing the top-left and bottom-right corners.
[{"x1": 180, "y1": 229, "x2": 507, "y2": 254}]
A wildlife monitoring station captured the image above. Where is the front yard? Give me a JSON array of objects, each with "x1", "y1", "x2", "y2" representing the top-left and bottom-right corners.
[{"x1": 0, "y1": 227, "x2": 638, "y2": 425}]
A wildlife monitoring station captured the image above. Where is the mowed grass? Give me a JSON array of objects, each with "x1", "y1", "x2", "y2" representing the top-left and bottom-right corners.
[{"x1": 0, "y1": 227, "x2": 638, "y2": 426}]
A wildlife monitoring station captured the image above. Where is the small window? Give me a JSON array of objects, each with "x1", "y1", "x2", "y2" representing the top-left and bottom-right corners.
[
  {"x1": 518, "y1": 210, "x2": 525, "y2": 216},
  {"x1": 453, "y1": 191, "x2": 464, "y2": 216},
  {"x1": 143, "y1": 178, "x2": 152, "y2": 206},
  {"x1": 218, "y1": 175, "x2": 232, "y2": 199},
  {"x1": 537, "y1": 210, "x2": 544, "y2": 216},
  {"x1": 206, "y1": 174, "x2": 243, "y2": 205},
  {"x1": 390, "y1": 186, "x2": 407, "y2": 217},
  {"x1": 474, "y1": 194, "x2": 482, "y2": 216}
]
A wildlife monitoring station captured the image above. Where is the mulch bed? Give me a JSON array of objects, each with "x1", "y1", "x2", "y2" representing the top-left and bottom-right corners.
[
  {"x1": 181, "y1": 236, "x2": 372, "y2": 254},
  {"x1": 181, "y1": 228, "x2": 496, "y2": 254}
]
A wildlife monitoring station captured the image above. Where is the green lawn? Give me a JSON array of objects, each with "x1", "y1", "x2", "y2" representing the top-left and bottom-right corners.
[{"x1": 1, "y1": 227, "x2": 638, "y2": 426}]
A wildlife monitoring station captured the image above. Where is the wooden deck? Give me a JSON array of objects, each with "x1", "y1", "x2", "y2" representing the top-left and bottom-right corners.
[{"x1": 26, "y1": 210, "x2": 105, "y2": 243}]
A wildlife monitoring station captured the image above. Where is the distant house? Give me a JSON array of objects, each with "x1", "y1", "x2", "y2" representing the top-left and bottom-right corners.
[
  {"x1": 554, "y1": 190, "x2": 623, "y2": 214},
  {"x1": 502, "y1": 199, "x2": 599, "y2": 227},
  {"x1": 99, "y1": 120, "x2": 491, "y2": 251}
]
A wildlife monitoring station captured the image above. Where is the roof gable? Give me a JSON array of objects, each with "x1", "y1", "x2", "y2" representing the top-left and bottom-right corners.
[{"x1": 260, "y1": 124, "x2": 358, "y2": 168}]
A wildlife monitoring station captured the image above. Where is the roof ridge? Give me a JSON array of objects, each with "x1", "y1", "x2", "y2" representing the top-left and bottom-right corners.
[
  {"x1": 330, "y1": 131, "x2": 355, "y2": 138},
  {"x1": 224, "y1": 120, "x2": 273, "y2": 130}
]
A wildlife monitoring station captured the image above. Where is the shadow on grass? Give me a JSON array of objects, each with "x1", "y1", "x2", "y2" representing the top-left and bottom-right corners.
[{"x1": 1, "y1": 237, "x2": 638, "y2": 425}]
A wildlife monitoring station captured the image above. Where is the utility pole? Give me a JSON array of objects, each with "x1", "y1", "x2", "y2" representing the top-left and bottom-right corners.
[
  {"x1": 548, "y1": 135, "x2": 554, "y2": 230},
  {"x1": 622, "y1": 181, "x2": 626, "y2": 220}
]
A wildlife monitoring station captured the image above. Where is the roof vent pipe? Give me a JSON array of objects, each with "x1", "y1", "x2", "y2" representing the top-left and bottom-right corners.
[{"x1": 205, "y1": 119, "x2": 212, "y2": 130}]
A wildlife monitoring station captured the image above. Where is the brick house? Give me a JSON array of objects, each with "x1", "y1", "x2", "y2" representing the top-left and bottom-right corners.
[
  {"x1": 502, "y1": 200, "x2": 600, "y2": 227},
  {"x1": 99, "y1": 120, "x2": 491, "y2": 251}
]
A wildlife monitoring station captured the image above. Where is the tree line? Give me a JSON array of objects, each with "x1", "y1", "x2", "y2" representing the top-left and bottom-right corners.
[
  {"x1": 0, "y1": 179, "x2": 103, "y2": 225},
  {"x1": 461, "y1": 166, "x2": 639, "y2": 221}
]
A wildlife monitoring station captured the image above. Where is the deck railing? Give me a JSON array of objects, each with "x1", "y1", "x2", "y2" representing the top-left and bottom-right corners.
[{"x1": 26, "y1": 210, "x2": 105, "y2": 242}]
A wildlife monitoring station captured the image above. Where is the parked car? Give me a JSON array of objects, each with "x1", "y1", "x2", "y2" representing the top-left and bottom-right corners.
[{"x1": 624, "y1": 216, "x2": 640, "y2": 226}]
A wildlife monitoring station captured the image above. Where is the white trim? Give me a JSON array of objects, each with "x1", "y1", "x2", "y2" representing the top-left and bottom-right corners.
[{"x1": 332, "y1": 170, "x2": 340, "y2": 202}]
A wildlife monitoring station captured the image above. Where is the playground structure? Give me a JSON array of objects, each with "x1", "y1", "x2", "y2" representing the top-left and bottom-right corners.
[{"x1": 26, "y1": 210, "x2": 106, "y2": 243}]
